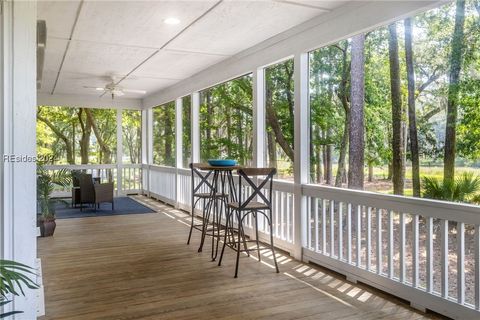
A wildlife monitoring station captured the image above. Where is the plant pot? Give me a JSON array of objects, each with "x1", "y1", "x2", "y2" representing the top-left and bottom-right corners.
[{"x1": 39, "y1": 219, "x2": 56, "y2": 237}]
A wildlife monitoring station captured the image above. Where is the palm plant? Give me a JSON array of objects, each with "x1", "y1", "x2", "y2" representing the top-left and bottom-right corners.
[
  {"x1": 0, "y1": 260, "x2": 38, "y2": 318},
  {"x1": 422, "y1": 172, "x2": 480, "y2": 203},
  {"x1": 37, "y1": 165, "x2": 71, "y2": 220}
]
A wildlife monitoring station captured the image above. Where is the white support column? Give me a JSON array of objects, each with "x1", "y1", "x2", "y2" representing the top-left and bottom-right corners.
[
  {"x1": 116, "y1": 109, "x2": 123, "y2": 195},
  {"x1": 0, "y1": 1, "x2": 38, "y2": 318},
  {"x1": 191, "y1": 92, "x2": 200, "y2": 163},
  {"x1": 146, "y1": 108, "x2": 153, "y2": 196},
  {"x1": 252, "y1": 68, "x2": 265, "y2": 168},
  {"x1": 141, "y1": 109, "x2": 148, "y2": 194},
  {"x1": 175, "y1": 98, "x2": 183, "y2": 207},
  {"x1": 293, "y1": 52, "x2": 309, "y2": 260}
]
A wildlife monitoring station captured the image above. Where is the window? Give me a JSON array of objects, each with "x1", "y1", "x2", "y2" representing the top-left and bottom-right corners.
[
  {"x1": 199, "y1": 75, "x2": 253, "y2": 166},
  {"x1": 122, "y1": 110, "x2": 141, "y2": 164},
  {"x1": 182, "y1": 95, "x2": 192, "y2": 168},
  {"x1": 265, "y1": 59, "x2": 294, "y2": 180},
  {"x1": 153, "y1": 101, "x2": 176, "y2": 166},
  {"x1": 36, "y1": 106, "x2": 118, "y2": 164},
  {"x1": 307, "y1": 0, "x2": 480, "y2": 207}
]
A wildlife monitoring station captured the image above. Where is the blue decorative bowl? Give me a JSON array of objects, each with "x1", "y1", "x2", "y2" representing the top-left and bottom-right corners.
[{"x1": 208, "y1": 159, "x2": 237, "y2": 167}]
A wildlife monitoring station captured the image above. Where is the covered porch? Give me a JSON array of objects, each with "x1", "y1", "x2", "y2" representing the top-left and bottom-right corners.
[{"x1": 1, "y1": 0, "x2": 480, "y2": 319}]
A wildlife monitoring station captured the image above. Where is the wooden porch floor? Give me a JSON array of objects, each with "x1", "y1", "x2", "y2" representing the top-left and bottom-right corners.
[{"x1": 38, "y1": 196, "x2": 442, "y2": 320}]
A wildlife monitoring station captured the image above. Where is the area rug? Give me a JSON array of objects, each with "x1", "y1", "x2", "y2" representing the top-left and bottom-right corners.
[{"x1": 53, "y1": 197, "x2": 155, "y2": 219}]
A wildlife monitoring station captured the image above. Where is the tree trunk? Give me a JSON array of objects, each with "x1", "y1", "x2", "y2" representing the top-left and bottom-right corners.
[
  {"x1": 348, "y1": 33, "x2": 365, "y2": 190},
  {"x1": 37, "y1": 112, "x2": 75, "y2": 164},
  {"x1": 77, "y1": 108, "x2": 92, "y2": 165},
  {"x1": 404, "y1": 18, "x2": 421, "y2": 197},
  {"x1": 335, "y1": 42, "x2": 350, "y2": 188},
  {"x1": 444, "y1": 0, "x2": 466, "y2": 183},
  {"x1": 388, "y1": 23, "x2": 405, "y2": 195},
  {"x1": 368, "y1": 162, "x2": 374, "y2": 182},
  {"x1": 164, "y1": 108, "x2": 173, "y2": 166},
  {"x1": 85, "y1": 109, "x2": 112, "y2": 164}
]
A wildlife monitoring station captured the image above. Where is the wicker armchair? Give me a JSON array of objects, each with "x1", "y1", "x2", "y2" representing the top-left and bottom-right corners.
[{"x1": 78, "y1": 174, "x2": 114, "y2": 211}]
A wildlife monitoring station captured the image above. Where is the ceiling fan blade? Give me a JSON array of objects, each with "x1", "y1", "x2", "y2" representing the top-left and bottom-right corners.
[
  {"x1": 83, "y1": 86, "x2": 105, "y2": 91},
  {"x1": 123, "y1": 89, "x2": 147, "y2": 94}
]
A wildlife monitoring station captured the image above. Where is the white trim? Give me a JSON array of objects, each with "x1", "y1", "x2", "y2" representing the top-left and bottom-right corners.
[
  {"x1": 1, "y1": 1, "x2": 37, "y2": 318},
  {"x1": 191, "y1": 92, "x2": 200, "y2": 163},
  {"x1": 292, "y1": 53, "x2": 309, "y2": 260},
  {"x1": 116, "y1": 109, "x2": 123, "y2": 195},
  {"x1": 252, "y1": 68, "x2": 265, "y2": 168},
  {"x1": 38, "y1": 92, "x2": 143, "y2": 110}
]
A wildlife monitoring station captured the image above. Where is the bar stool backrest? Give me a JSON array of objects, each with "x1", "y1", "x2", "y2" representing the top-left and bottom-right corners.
[
  {"x1": 237, "y1": 168, "x2": 276, "y2": 210},
  {"x1": 189, "y1": 163, "x2": 214, "y2": 195}
]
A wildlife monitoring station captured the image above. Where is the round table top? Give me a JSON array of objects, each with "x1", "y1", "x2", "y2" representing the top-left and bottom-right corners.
[{"x1": 196, "y1": 164, "x2": 243, "y2": 171}]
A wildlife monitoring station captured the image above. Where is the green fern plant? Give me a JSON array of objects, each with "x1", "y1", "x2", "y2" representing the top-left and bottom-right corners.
[
  {"x1": 0, "y1": 260, "x2": 38, "y2": 318},
  {"x1": 422, "y1": 172, "x2": 480, "y2": 203}
]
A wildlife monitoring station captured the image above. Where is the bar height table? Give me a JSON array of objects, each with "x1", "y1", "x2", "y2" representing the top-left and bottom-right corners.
[{"x1": 196, "y1": 164, "x2": 242, "y2": 261}]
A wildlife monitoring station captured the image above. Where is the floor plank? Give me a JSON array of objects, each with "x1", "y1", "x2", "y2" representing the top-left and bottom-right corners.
[{"x1": 38, "y1": 196, "x2": 443, "y2": 320}]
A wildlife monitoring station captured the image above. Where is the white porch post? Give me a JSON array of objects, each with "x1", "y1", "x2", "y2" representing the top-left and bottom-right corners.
[
  {"x1": 141, "y1": 109, "x2": 148, "y2": 194},
  {"x1": 116, "y1": 109, "x2": 123, "y2": 195},
  {"x1": 252, "y1": 68, "x2": 265, "y2": 168},
  {"x1": 146, "y1": 108, "x2": 153, "y2": 196},
  {"x1": 0, "y1": 0, "x2": 38, "y2": 318},
  {"x1": 175, "y1": 98, "x2": 183, "y2": 207},
  {"x1": 293, "y1": 52, "x2": 309, "y2": 260},
  {"x1": 191, "y1": 92, "x2": 200, "y2": 163}
]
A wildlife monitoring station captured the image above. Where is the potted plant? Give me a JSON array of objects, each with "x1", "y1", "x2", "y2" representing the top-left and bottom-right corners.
[
  {"x1": 0, "y1": 259, "x2": 38, "y2": 318},
  {"x1": 37, "y1": 165, "x2": 71, "y2": 237}
]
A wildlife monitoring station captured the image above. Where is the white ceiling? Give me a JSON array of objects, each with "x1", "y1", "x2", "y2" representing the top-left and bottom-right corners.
[{"x1": 38, "y1": 0, "x2": 348, "y2": 100}]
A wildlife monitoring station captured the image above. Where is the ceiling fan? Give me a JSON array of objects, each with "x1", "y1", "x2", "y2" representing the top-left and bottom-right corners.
[{"x1": 84, "y1": 77, "x2": 147, "y2": 99}]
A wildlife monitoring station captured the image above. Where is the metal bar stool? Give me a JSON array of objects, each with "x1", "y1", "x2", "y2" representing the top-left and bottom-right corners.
[
  {"x1": 218, "y1": 168, "x2": 279, "y2": 277},
  {"x1": 187, "y1": 163, "x2": 228, "y2": 259}
]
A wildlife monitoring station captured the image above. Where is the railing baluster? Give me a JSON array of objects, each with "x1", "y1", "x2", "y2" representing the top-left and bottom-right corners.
[
  {"x1": 400, "y1": 212, "x2": 406, "y2": 283},
  {"x1": 347, "y1": 203, "x2": 352, "y2": 264},
  {"x1": 286, "y1": 193, "x2": 291, "y2": 242},
  {"x1": 388, "y1": 210, "x2": 394, "y2": 279},
  {"x1": 356, "y1": 205, "x2": 361, "y2": 267},
  {"x1": 307, "y1": 197, "x2": 312, "y2": 250},
  {"x1": 322, "y1": 199, "x2": 326, "y2": 254},
  {"x1": 338, "y1": 202, "x2": 343, "y2": 261},
  {"x1": 281, "y1": 192, "x2": 285, "y2": 240},
  {"x1": 413, "y1": 214, "x2": 419, "y2": 288},
  {"x1": 275, "y1": 190, "x2": 279, "y2": 237},
  {"x1": 377, "y1": 208, "x2": 382, "y2": 275},
  {"x1": 330, "y1": 200, "x2": 335, "y2": 257},
  {"x1": 427, "y1": 216, "x2": 434, "y2": 293},
  {"x1": 475, "y1": 224, "x2": 480, "y2": 310},
  {"x1": 441, "y1": 219, "x2": 449, "y2": 299},
  {"x1": 457, "y1": 222, "x2": 465, "y2": 305},
  {"x1": 314, "y1": 198, "x2": 319, "y2": 252},
  {"x1": 367, "y1": 207, "x2": 372, "y2": 271}
]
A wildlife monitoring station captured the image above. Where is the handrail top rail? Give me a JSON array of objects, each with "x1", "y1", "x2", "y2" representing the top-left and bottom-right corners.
[
  {"x1": 303, "y1": 183, "x2": 480, "y2": 224},
  {"x1": 43, "y1": 164, "x2": 142, "y2": 170}
]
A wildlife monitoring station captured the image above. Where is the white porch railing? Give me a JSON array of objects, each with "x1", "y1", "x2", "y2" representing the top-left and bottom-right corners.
[
  {"x1": 43, "y1": 164, "x2": 142, "y2": 196},
  {"x1": 302, "y1": 184, "x2": 480, "y2": 319}
]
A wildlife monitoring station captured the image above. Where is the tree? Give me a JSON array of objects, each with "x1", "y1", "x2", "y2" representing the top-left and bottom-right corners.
[
  {"x1": 388, "y1": 23, "x2": 405, "y2": 195},
  {"x1": 444, "y1": 0, "x2": 466, "y2": 183},
  {"x1": 348, "y1": 34, "x2": 365, "y2": 190},
  {"x1": 404, "y1": 18, "x2": 421, "y2": 197}
]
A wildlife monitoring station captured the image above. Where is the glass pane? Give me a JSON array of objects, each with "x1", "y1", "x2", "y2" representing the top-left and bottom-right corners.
[
  {"x1": 153, "y1": 101, "x2": 176, "y2": 167},
  {"x1": 122, "y1": 109, "x2": 142, "y2": 164},
  {"x1": 182, "y1": 95, "x2": 192, "y2": 168},
  {"x1": 265, "y1": 59, "x2": 294, "y2": 180},
  {"x1": 199, "y1": 74, "x2": 253, "y2": 166}
]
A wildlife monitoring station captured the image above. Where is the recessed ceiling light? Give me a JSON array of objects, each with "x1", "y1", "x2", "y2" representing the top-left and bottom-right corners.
[
  {"x1": 164, "y1": 17, "x2": 180, "y2": 25},
  {"x1": 95, "y1": 87, "x2": 104, "y2": 91}
]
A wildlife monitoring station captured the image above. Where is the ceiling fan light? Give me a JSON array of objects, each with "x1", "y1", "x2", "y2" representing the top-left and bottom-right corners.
[{"x1": 164, "y1": 17, "x2": 180, "y2": 25}]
